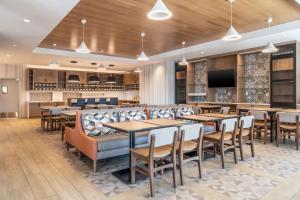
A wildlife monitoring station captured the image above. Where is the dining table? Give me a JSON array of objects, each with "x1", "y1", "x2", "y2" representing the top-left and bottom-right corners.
[
  {"x1": 102, "y1": 118, "x2": 186, "y2": 183},
  {"x1": 196, "y1": 105, "x2": 222, "y2": 114},
  {"x1": 237, "y1": 107, "x2": 283, "y2": 142}
]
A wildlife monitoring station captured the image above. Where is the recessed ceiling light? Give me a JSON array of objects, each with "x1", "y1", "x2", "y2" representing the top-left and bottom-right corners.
[
  {"x1": 12, "y1": 44, "x2": 17, "y2": 47},
  {"x1": 108, "y1": 64, "x2": 115, "y2": 67},
  {"x1": 70, "y1": 60, "x2": 78, "y2": 64},
  {"x1": 23, "y1": 19, "x2": 30, "y2": 23},
  {"x1": 53, "y1": 43, "x2": 57, "y2": 47},
  {"x1": 91, "y1": 62, "x2": 97, "y2": 65}
]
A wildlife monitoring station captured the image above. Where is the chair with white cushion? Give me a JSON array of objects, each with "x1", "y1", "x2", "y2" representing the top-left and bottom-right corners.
[
  {"x1": 237, "y1": 115, "x2": 255, "y2": 160},
  {"x1": 276, "y1": 112, "x2": 300, "y2": 150},
  {"x1": 130, "y1": 127, "x2": 178, "y2": 197},
  {"x1": 178, "y1": 123, "x2": 204, "y2": 185},
  {"x1": 203, "y1": 118, "x2": 238, "y2": 168}
]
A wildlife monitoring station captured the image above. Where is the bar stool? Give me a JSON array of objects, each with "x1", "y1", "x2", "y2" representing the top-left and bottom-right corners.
[
  {"x1": 250, "y1": 110, "x2": 271, "y2": 144},
  {"x1": 276, "y1": 112, "x2": 300, "y2": 150},
  {"x1": 236, "y1": 115, "x2": 255, "y2": 161},
  {"x1": 178, "y1": 123, "x2": 204, "y2": 185},
  {"x1": 203, "y1": 118, "x2": 238, "y2": 168},
  {"x1": 130, "y1": 127, "x2": 178, "y2": 197}
]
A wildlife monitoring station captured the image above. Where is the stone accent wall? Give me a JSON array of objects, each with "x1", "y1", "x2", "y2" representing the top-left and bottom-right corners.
[{"x1": 215, "y1": 88, "x2": 237, "y2": 103}]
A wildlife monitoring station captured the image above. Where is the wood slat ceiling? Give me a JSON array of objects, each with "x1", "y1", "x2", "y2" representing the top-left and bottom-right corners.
[{"x1": 39, "y1": 0, "x2": 300, "y2": 58}]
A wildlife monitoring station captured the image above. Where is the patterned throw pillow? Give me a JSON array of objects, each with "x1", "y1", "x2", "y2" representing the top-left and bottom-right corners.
[
  {"x1": 175, "y1": 107, "x2": 194, "y2": 117},
  {"x1": 150, "y1": 109, "x2": 175, "y2": 119},
  {"x1": 119, "y1": 110, "x2": 147, "y2": 122},
  {"x1": 82, "y1": 112, "x2": 117, "y2": 136}
]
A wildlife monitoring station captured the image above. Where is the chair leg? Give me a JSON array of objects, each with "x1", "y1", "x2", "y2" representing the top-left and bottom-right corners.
[
  {"x1": 250, "y1": 140, "x2": 255, "y2": 157},
  {"x1": 178, "y1": 153, "x2": 184, "y2": 185},
  {"x1": 77, "y1": 151, "x2": 81, "y2": 159},
  {"x1": 239, "y1": 138, "x2": 244, "y2": 161},
  {"x1": 66, "y1": 143, "x2": 70, "y2": 152},
  {"x1": 149, "y1": 163, "x2": 155, "y2": 198},
  {"x1": 296, "y1": 132, "x2": 299, "y2": 150},
  {"x1": 197, "y1": 156, "x2": 202, "y2": 179},
  {"x1": 130, "y1": 153, "x2": 136, "y2": 184},
  {"x1": 172, "y1": 154, "x2": 177, "y2": 188},
  {"x1": 264, "y1": 129, "x2": 267, "y2": 144},
  {"x1": 220, "y1": 145, "x2": 225, "y2": 169},
  {"x1": 233, "y1": 145, "x2": 237, "y2": 164}
]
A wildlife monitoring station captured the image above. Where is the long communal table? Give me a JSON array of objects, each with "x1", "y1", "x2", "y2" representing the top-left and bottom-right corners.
[{"x1": 103, "y1": 118, "x2": 186, "y2": 183}]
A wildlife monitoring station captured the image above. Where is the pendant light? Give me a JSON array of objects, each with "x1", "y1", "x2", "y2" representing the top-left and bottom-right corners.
[
  {"x1": 147, "y1": 0, "x2": 172, "y2": 21},
  {"x1": 67, "y1": 75, "x2": 80, "y2": 83},
  {"x1": 49, "y1": 59, "x2": 60, "y2": 67},
  {"x1": 179, "y1": 41, "x2": 188, "y2": 66},
  {"x1": 88, "y1": 75, "x2": 99, "y2": 84},
  {"x1": 137, "y1": 32, "x2": 149, "y2": 61},
  {"x1": 106, "y1": 74, "x2": 117, "y2": 84},
  {"x1": 262, "y1": 17, "x2": 278, "y2": 53},
  {"x1": 76, "y1": 19, "x2": 90, "y2": 54},
  {"x1": 134, "y1": 66, "x2": 142, "y2": 73},
  {"x1": 222, "y1": 0, "x2": 241, "y2": 41}
]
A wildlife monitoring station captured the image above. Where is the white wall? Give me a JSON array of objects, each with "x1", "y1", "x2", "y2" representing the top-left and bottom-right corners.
[{"x1": 139, "y1": 61, "x2": 175, "y2": 105}]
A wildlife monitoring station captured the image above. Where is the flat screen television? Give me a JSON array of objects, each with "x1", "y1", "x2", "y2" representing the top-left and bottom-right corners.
[{"x1": 207, "y1": 69, "x2": 236, "y2": 88}]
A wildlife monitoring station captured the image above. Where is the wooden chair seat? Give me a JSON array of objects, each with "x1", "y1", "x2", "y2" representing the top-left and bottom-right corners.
[
  {"x1": 280, "y1": 123, "x2": 297, "y2": 130},
  {"x1": 236, "y1": 128, "x2": 250, "y2": 136},
  {"x1": 254, "y1": 121, "x2": 270, "y2": 127},
  {"x1": 131, "y1": 145, "x2": 172, "y2": 159},
  {"x1": 173, "y1": 140, "x2": 197, "y2": 152},
  {"x1": 203, "y1": 132, "x2": 232, "y2": 141}
]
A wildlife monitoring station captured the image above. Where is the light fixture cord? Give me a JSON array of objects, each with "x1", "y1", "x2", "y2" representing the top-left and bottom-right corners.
[
  {"x1": 182, "y1": 43, "x2": 185, "y2": 59},
  {"x1": 141, "y1": 35, "x2": 144, "y2": 51},
  {"x1": 230, "y1": 0, "x2": 233, "y2": 26}
]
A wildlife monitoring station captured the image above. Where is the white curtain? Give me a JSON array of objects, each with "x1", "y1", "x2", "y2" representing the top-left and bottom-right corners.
[{"x1": 139, "y1": 61, "x2": 175, "y2": 105}]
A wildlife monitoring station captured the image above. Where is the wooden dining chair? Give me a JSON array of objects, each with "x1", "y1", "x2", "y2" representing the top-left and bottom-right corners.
[
  {"x1": 276, "y1": 112, "x2": 300, "y2": 150},
  {"x1": 236, "y1": 115, "x2": 255, "y2": 161},
  {"x1": 47, "y1": 108, "x2": 64, "y2": 133},
  {"x1": 249, "y1": 110, "x2": 271, "y2": 144},
  {"x1": 130, "y1": 127, "x2": 178, "y2": 197},
  {"x1": 220, "y1": 107, "x2": 230, "y2": 114},
  {"x1": 203, "y1": 118, "x2": 238, "y2": 168},
  {"x1": 178, "y1": 123, "x2": 204, "y2": 185}
]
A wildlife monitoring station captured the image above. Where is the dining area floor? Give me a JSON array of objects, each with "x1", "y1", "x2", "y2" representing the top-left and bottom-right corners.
[{"x1": 1, "y1": 119, "x2": 300, "y2": 200}]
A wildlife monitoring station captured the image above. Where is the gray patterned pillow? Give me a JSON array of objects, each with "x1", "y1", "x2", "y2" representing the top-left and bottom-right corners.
[
  {"x1": 150, "y1": 109, "x2": 175, "y2": 119},
  {"x1": 175, "y1": 107, "x2": 194, "y2": 117},
  {"x1": 119, "y1": 110, "x2": 147, "y2": 122},
  {"x1": 82, "y1": 112, "x2": 117, "y2": 136}
]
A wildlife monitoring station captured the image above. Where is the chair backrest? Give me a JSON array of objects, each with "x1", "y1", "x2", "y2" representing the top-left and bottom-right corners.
[
  {"x1": 277, "y1": 112, "x2": 300, "y2": 123},
  {"x1": 86, "y1": 98, "x2": 95, "y2": 105},
  {"x1": 149, "y1": 108, "x2": 175, "y2": 119},
  {"x1": 118, "y1": 109, "x2": 147, "y2": 122},
  {"x1": 239, "y1": 115, "x2": 254, "y2": 129},
  {"x1": 220, "y1": 107, "x2": 230, "y2": 114},
  {"x1": 50, "y1": 108, "x2": 64, "y2": 116},
  {"x1": 221, "y1": 118, "x2": 238, "y2": 132},
  {"x1": 99, "y1": 98, "x2": 107, "y2": 104},
  {"x1": 76, "y1": 98, "x2": 86, "y2": 107},
  {"x1": 149, "y1": 127, "x2": 177, "y2": 147},
  {"x1": 249, "y1": 110, "x2": 268, "y2": 120},
  {"x1": 179, "y1": 123, "x2": 203, "y2": 141}
]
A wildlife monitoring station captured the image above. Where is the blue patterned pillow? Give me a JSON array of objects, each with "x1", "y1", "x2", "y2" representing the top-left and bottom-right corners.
[
  {"x1": 82, "y1": 112, "x2": 117, "y2": 136},
  {"x1": 150, "y1": 109, "x2": 175, "y2": 119},
  {"x1": 175, "y1": 107, "x2": 194, "y2": 117},
  {"x1": 119, "y1": 110, "x2": 147, "y2": 122}
]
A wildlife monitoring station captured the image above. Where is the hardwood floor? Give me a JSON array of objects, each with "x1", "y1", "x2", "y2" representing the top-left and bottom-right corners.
[
  {"x1": 0, "y1": 119, "x2": 108, "y2": 200},
  {"x1": 2, "y1": 119, "x2": 300, "y2": 200}
]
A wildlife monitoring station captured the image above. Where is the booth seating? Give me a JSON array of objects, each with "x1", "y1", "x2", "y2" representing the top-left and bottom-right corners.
[{"x1": 65, "y1": 107, "x2": 149, "y2": 172}]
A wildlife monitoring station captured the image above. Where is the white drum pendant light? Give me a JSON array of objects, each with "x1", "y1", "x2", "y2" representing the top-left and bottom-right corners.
[
  {"x1": 262, "y1": 17, "x2": 278, "y2": 53},
  {"x1": 76, "y1": 19, "x2": 90, "y2": 53},
  {"x1": 147, "y1": 0, "x2": 172, "y2": 21},
  {"x1": 137, "y1": 32, "x2": 149, "y2": 61},
  {"x1": 222, "y1": 0, "x2": 241, "y2": 41},
  {"x1": 179, "y1": 41, "x2": 188, "y2": 66}
]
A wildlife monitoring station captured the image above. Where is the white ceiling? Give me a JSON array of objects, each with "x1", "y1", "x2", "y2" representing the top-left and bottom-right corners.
[{"x1": 1, "y1": 0, "x2": 300, "y2": 72}]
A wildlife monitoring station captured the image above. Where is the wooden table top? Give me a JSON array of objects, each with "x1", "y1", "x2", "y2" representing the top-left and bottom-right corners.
[
  {"x1": 238, "y1": 107, "x2": 283, "y2": 113},
  {"x1": 279, "y1": 109, "x2": 300, "y2": 113},
  {"x1": 143, "y1": 118, "x2": 185, "y2": 126},
  {"x1": 61, "y1": 110, "x2": 78, "y2": 117},
  {"x1": 103, "y1": 121, "x2": 160, "y2": 133},
  {"x1": 196, "y1": 105, "x2": 222, "y2": 109},
  {"x1": 199, "y1": 113, "x2": 238, "y2": 119},
  {"x1": 177, "y1": 115, "x2": 221, "y2": 122},
  {"x1": 40, "y1": 106, "x2": 69, "y2": 110}
]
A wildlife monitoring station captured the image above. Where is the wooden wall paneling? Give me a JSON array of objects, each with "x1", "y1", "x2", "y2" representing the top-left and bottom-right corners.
[
  {"x1": 297, "y1": 42, "x2": 300, "y2": 106},
  {"x1": 186, "y1": 63, "x2": 195, "y2": 102},
  {"x1": 33, "y1": 69, "x2": 58, "y2": 83},
  {"x1": 237, "y1": 54, "x2": 245, "y2": 103},
  {"x1": 272, "y1": 58, "x2": 293, "y2": 71},
  {"x1": 124, "y1": 73, "x2": 139, "y2": 85}
]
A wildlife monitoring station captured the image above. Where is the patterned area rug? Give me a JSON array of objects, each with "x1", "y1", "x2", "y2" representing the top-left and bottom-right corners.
[{"x1": 41, "y1": 132, "x2": 300, "y2": 200}]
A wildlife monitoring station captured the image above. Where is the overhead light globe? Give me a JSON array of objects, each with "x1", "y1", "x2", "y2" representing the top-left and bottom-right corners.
[
  {"x1": 76, "y1": 41, "x2": 90, "y2": 54},
  {"x1": 147, "y1": 0, "x2": 172, "y2": 21},
  {"x1": 49, "y1": 59, "x2": 60, "y2": 67},
  {"x1": 137, "y1": 51, "x2": 149, "y2": 61},
  {"x1": 179, "y1": 57, "x2": 188, "y2": 66},
  {"x1": 262, "y1": 42, "x2": 278, "y2": 53},
  {"x1": 222, "y1": 26, "x2": 241, "y2": 41}
]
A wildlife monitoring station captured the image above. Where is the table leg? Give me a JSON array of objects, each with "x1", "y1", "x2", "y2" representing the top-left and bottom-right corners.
[{"x1": 129, "y1": 132, "x2": 135, "y2": 183}]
